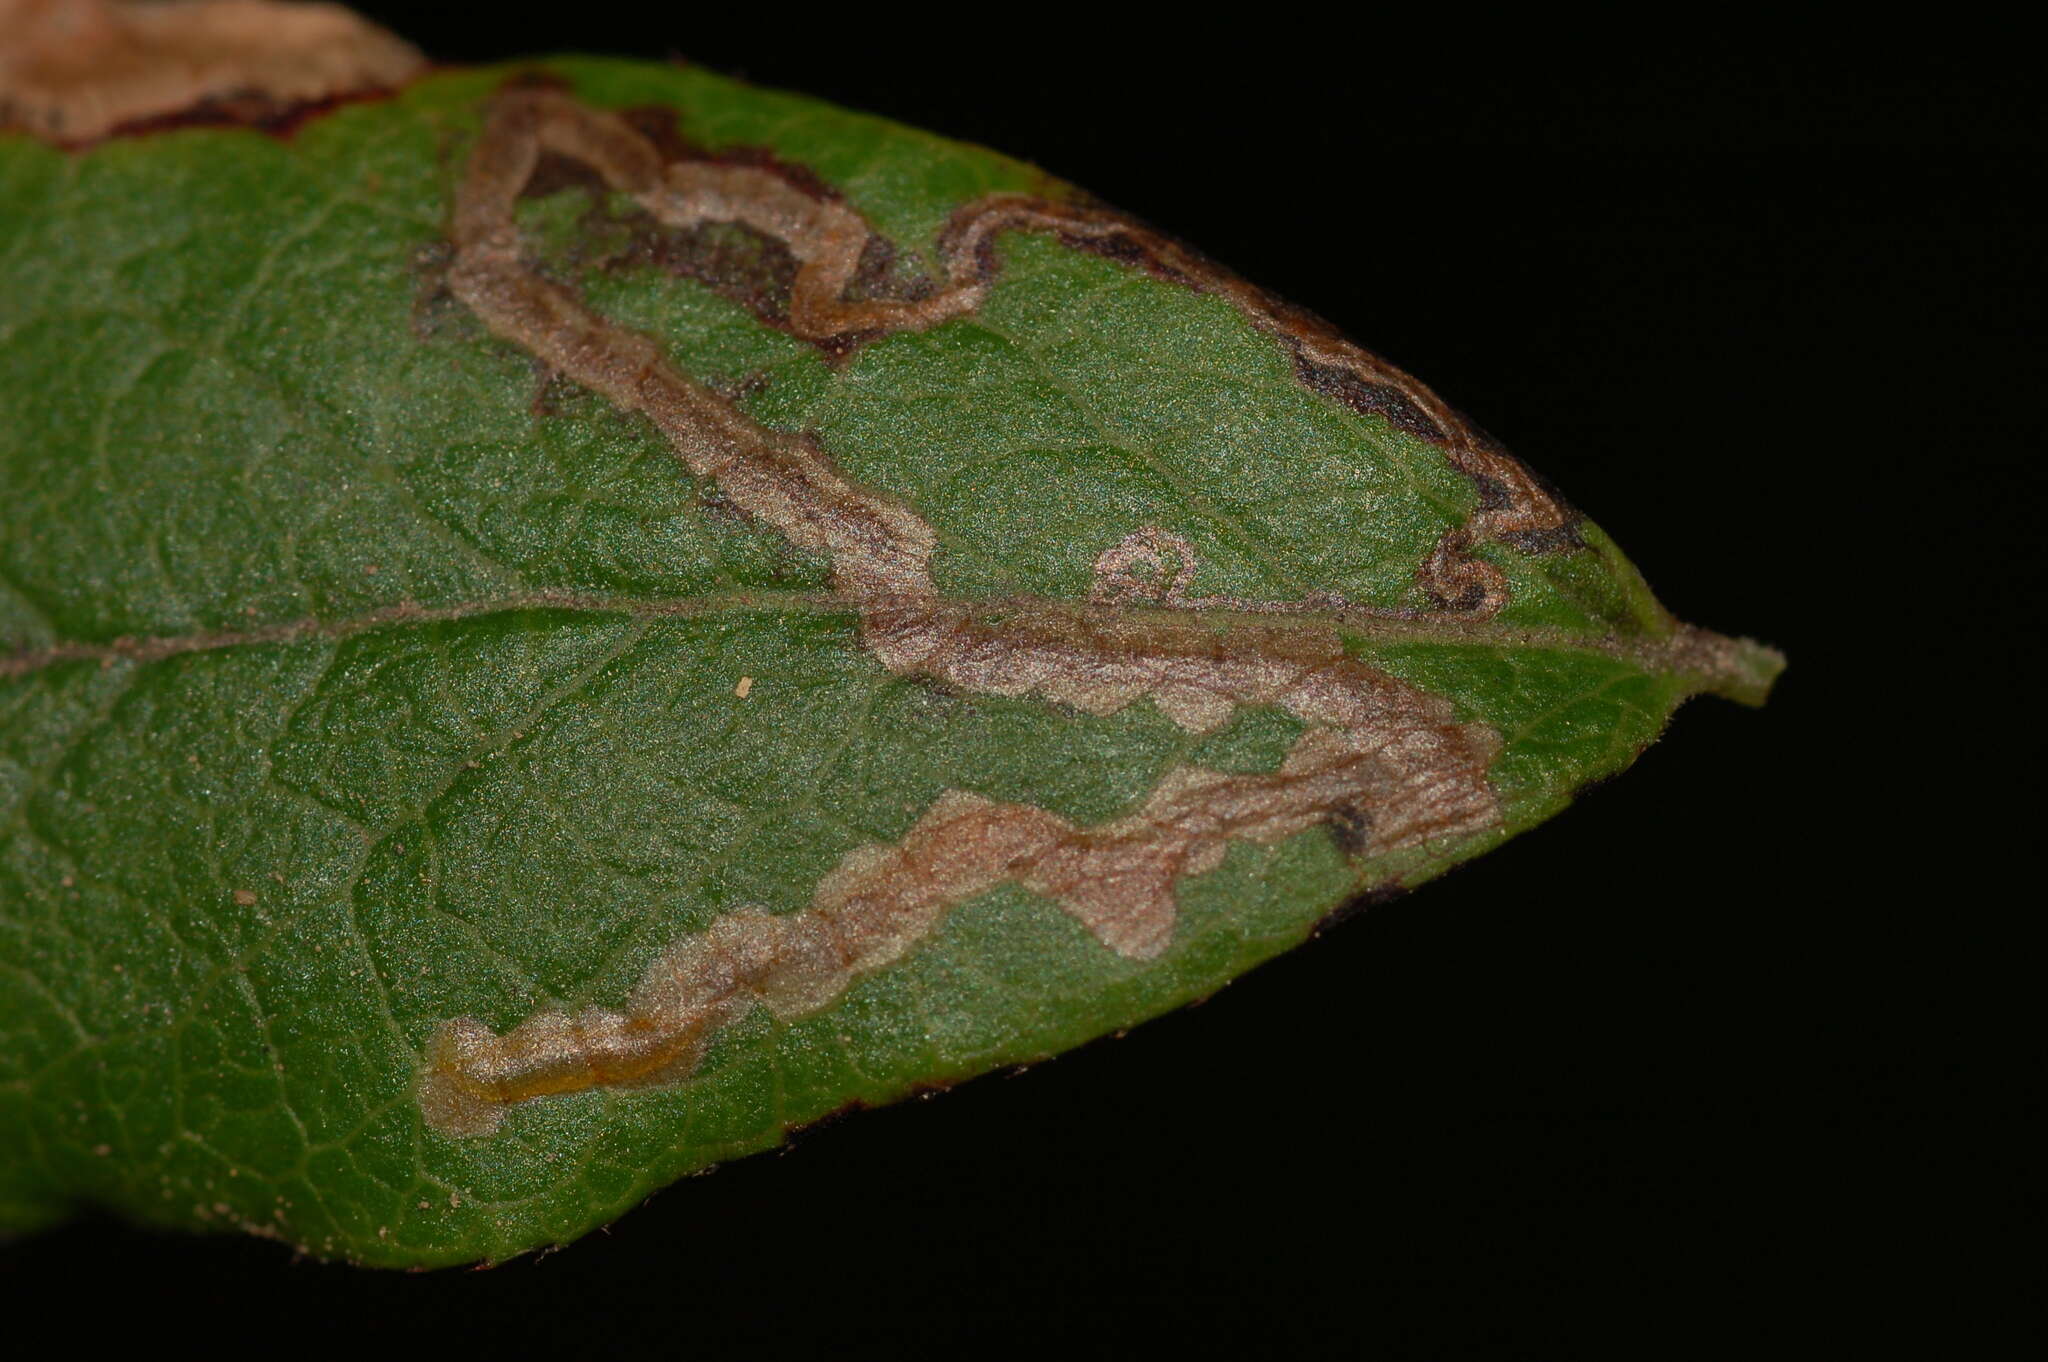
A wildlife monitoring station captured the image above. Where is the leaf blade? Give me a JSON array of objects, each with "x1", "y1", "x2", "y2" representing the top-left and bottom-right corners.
[{"x1": 0, "y1": 55, "x2": 1776, "y2": 1266}]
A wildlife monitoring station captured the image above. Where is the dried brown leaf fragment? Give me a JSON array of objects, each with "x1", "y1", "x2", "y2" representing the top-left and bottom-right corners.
[{"x1": 0, "y1": 0, "x2": 423, "y2": 142}]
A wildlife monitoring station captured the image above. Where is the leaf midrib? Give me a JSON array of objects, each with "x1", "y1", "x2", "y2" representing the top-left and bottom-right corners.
[{"x1": 0, "y1": 583, "x2": 1722, "y2": 686}]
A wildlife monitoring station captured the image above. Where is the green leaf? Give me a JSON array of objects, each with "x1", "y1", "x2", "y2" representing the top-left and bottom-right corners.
[{"x1": 0, "y1": 55, "x2": 1779, "y2": 1266}]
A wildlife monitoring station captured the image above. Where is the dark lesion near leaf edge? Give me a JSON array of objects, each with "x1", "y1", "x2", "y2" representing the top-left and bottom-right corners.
[{"x1": 1311, "y1": 881, "x2": 1413, "y2": 937}]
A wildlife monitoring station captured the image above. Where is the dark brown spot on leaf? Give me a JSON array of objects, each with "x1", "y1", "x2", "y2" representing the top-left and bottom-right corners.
[{"x1": 1328, "y1": 804, "x2": 1375, "y2": 858}]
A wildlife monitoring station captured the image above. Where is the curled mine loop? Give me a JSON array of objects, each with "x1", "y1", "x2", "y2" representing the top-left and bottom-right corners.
[
  {"x1": 1092, "y1": 527, "x2": 1202, "y2": 606},
  {"x1": 419, "y1": 89, "x2": 1509, "y2": 1138}
]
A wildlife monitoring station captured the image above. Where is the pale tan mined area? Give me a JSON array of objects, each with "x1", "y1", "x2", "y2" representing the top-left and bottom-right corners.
[{"x1": 0, "y1": 0, "x2": 423, "y2": 140}]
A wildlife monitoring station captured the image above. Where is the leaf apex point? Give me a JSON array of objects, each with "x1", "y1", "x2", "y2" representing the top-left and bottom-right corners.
[{"x1": 1674, "y1": 625, "x2": 1785, "y2": 707}]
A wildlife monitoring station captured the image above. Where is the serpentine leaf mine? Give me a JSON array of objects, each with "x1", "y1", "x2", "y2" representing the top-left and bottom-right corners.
[{"x1": 419, "y1": 88, "x2": 1510, "y2": 1136}]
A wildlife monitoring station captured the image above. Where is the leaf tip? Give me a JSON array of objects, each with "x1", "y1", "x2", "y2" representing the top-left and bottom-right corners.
[{"x1": 1672, "y1": 626, "x2": 1786, "y2": 707}]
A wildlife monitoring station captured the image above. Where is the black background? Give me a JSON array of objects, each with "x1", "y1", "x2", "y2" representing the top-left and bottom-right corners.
[{"x1": 2, "y1": 11, "x2": 2033, "y2": 1355}]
